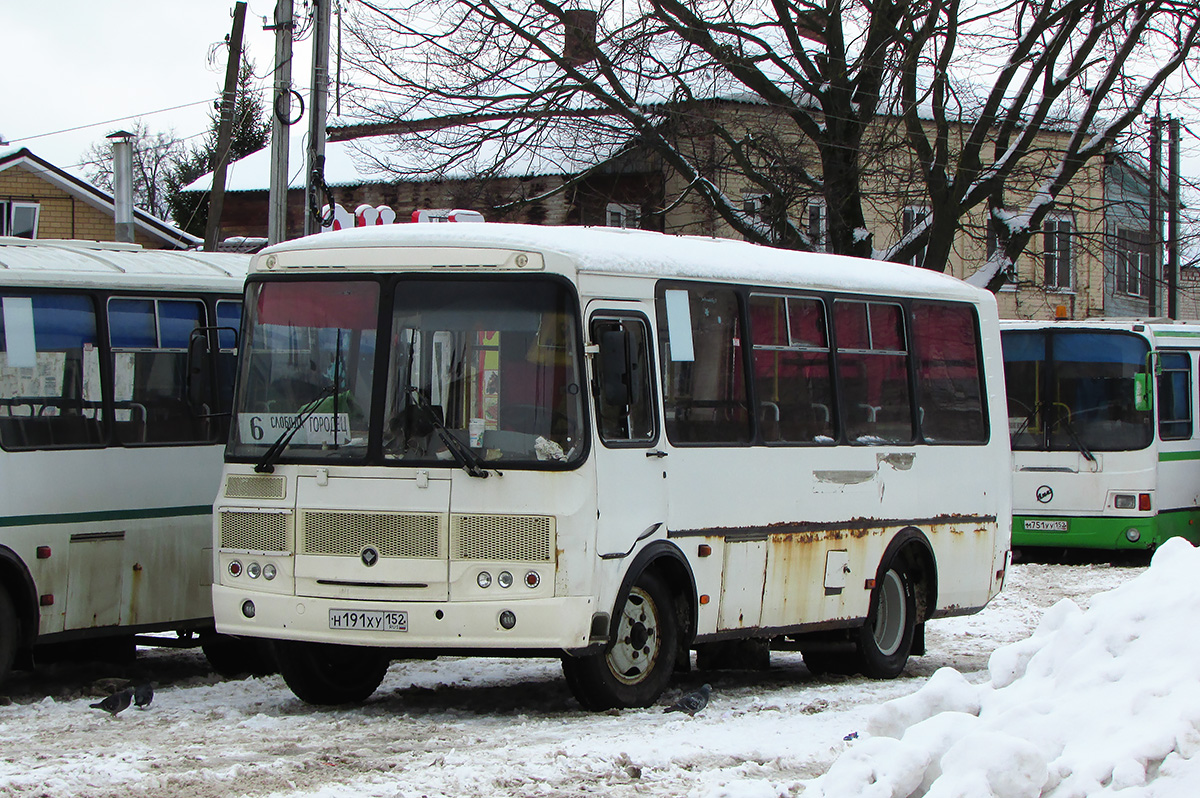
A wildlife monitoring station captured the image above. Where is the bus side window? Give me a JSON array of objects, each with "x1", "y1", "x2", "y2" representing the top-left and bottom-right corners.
[
  {"x1": 591, "y1": 316, "x2": 657, "y2": 445},
  {"x1": 110, "y1": 297, "x2": 211, "y2": 445},
  {"x1": 656, "y1": 284, "x2": 750, "y2": 445},
  {"x1": 912, "y1": 302, "x2": 987, "y2": 443},
  {"x1": 0, "y1": 293, "x2": 105, "y2": 449},
  {"x1": 834, "y1": 301, "x2": 914, "y2": 444},
  {"x1": 748, "y1": 294, "x2": 835, "y2": 444},
  {"x1": 1158, "y1": 352, "x2": 1192, "y2": 440}
]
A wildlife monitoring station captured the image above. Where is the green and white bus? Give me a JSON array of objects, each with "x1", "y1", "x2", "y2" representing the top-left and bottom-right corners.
[
  {"x1": 1002, "y1": 319, "x2": 1200, "y2": 551},
  {"x1": 0, "y1": 238, "x2": 251, "y2": 685}
]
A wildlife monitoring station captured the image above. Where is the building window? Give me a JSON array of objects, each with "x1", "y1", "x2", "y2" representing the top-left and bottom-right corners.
[
  {"x1": 901, "y1": 206, "x2": 929, "y2": 268},
  {"x1": 806, "y1": 201, "x2": 826, "y2": 252},
  {"x1": 1115, "y1": 228, "x2": 1151, "y2": 298},
  {"x1": 606, "y1": 203, "x2": 639, "y2": 229},
  {"x1": 1043, "y1": 217, "x2": 1074, "y2": 291},
  {"x1": 0, "y1": 201, "x2": 40, "y2": 239}
]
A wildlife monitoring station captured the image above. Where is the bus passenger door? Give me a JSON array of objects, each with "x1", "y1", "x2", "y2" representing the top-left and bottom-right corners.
[{"x1": 588, "y1": 309, "x2": 668, "y2": 558}]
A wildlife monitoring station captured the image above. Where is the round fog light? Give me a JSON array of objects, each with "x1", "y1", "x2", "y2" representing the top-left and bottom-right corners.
[
  {"x1": 498, "y1": 571, "x2": 514, "y2": 589},
  {"x1": 241, "y1": 600, "x2": 256, "y2": 619},
  {"x1": 477, "y1": 571, "x2": 492, "y2": 589},
  {"x1": 499, "y1": 610, "x2": 517, "y2": 629},
  {"x1": 1126, "y1": 527, "x2": 1141, "y2": 543},
  {"x1": 263, "y1": 563, "x2": 277, "y2": 581},
  {"x1": 524, "y1": 570, "x2": 541, "y2": 589},
  {"x1": 228, "y1": 560, "x2": 242, "y2": 578},
  {"x1": 247, "y1": 562, "x2": 262, "y2": 579}
]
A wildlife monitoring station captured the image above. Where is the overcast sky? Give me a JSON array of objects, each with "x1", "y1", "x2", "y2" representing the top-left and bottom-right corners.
[{"x1": 2, "y1": 1, "x2": 307, "y2": 177}]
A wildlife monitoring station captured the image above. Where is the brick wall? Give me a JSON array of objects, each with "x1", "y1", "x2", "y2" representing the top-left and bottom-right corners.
[{"x1": 0, "y1": 163, "x2": 167, "y2": 248}]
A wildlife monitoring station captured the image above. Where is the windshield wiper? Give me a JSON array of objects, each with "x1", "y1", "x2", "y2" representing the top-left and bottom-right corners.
[
  {"x1": 406, "y1": 387, "x2": 498, "y2": 479},
  {"x1": 1057, "y1": 413, "x2": 1097, "y2": 464},
  {"x1": 254, "y1": 384, "x2": 337, "y2": 473}
]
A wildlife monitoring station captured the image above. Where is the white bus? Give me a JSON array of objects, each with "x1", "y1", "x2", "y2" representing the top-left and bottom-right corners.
[
  {"x1": 213, "y1": 224, "x2": 1011, "y2": 708},
  {"x1": 1002, "y1": 318, "x2": 1200, "y2": 552},
  {"x1": 0, "y1": 238, "x2": 251, "y2": 685}
]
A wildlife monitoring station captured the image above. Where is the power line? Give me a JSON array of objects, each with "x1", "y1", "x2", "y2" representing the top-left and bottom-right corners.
[{"x1": 6, "y1": 99, "x2": 216, "y2": 146}]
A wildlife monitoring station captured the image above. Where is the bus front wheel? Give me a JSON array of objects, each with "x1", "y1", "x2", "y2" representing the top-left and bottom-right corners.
[
  {"x1": 562, "y1": 571, "x2": 678, "y2": 711},
  {"x1": 855, "y1": 565, "x2": 917, "y2": 678},
  {"x1": 275, "y1": 640, "x2": 390, "y2": 705}
]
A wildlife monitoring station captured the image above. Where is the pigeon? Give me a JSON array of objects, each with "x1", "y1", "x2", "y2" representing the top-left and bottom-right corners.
[
  {"x1": 133, "y1": 682, "x2": 154, "y2": 709},
  {"x1": 90, "y1": 687, "x2": 134, "y2": 716},
  {"x1": 664, "y1": 683, "x2": 711, "y2": 716}
]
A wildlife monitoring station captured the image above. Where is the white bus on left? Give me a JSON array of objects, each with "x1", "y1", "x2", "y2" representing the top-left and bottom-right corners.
[{"x1": 0, "y1": 238, "x2": 259, "y2": 685}]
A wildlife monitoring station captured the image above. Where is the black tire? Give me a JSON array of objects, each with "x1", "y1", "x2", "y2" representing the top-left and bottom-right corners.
[
  {"x1": 854, "y1": 565, "x2": 917, "y2": 678},
  {"x1": 201, "y1": 632, "x2": 278, "y2": 678},
  {"x1": 562, "y1": 570, "x2": 678, "y2": 710},
  {"x1": 0, "y1": 588, "x2": 18, "y2": 686},
  {"x1": 275, "y1": 640, "x2": 390, "y2": 705}
]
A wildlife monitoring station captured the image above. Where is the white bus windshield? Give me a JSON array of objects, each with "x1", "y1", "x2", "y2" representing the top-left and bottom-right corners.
[
  {"x1": 1002, "y1": 330, "x2": 1152, "y2": 452},
  {"x1": 228, "y1": 277, "x2": 586, "y2": 468}
]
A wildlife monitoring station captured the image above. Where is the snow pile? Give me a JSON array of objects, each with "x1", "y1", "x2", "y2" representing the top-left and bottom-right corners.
[{"x1": 806, "y1": 538, "x2": 1200, "y2": 797}]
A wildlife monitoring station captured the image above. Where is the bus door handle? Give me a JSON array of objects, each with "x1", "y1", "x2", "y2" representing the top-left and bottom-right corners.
[{"x1": 646, "y1": 450, "x2": 668, "y2": 458}]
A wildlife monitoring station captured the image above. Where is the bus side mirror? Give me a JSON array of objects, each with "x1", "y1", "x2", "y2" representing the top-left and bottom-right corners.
[
  {"x1": 1134, "y1": 372, "x2": 1152, "y2": 412},
  {"x1": 187, "y1": 329, "x2": 212, "y2": 410},
  {"x1": 598, "y1": 328, "x2": 633, "y2": 407}
]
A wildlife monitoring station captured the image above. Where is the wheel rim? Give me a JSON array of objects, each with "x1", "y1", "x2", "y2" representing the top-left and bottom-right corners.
[
  {"x1": 607, "y1": 586, "x2": 661, "y2": 685},
  {"x1": 872, "y1": 569, "x2": 907, "y2": 657}
]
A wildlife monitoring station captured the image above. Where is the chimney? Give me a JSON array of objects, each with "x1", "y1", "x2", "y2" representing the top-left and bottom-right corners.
[
  {"x1": 563, "y1": 8, "x2": 598, "y2": 66},
  {"x1": 108, "y1": 130, "x2": 135, "y2": 243}
]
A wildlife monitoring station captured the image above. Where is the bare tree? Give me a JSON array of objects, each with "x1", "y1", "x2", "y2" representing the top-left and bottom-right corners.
[
  {"x1": 81, "y1": 120, "x2": 185, "y2": 221},
  {"x1": 336, "y1": 0, "x2": 1200, "y2": 281}
]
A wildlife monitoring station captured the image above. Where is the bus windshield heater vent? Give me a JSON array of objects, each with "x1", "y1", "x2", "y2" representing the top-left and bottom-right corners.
[{"x1": 225, "y1": 475, "x2": 286, "y2": 500}]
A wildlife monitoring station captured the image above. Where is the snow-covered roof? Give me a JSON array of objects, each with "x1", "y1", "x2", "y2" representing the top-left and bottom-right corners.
[
  {"x1": 181, "y1": 124, "x2": 631, "y2": 194},
  {"x1": 257, "y1": 222, "x2": 985, "y2": 302},
  {"x1": 0, "y1": 237, "x2": 249, "y2": 291}
]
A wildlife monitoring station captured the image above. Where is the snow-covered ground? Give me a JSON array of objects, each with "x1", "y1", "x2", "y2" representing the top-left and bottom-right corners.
[{"x1": 0, "y1": 550, "x2": 1177, "y2": 798}]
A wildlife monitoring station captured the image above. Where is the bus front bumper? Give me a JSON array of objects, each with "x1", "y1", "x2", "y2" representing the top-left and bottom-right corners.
[{"x1": 213, "y1": 585, "x2": 596, "y2": 651}]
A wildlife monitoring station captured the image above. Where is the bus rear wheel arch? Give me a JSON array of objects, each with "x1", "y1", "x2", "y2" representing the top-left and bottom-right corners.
[
  {"x1": 562, "y1": 568, "x2": 680, "y2": 710},
  {"x1": 0, "y1": 587, "x2": 18, "y2": 686}
]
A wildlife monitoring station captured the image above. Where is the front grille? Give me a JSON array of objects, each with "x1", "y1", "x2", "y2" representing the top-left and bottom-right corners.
[
  {"x1": 224, "y1": 474, "x2": 287, "y2": 500},
  {"x1": 219, "y1": 511, "x2": 290, "y2": 552},
  {"x1": 451, "y1": 514, "x2": 555, "y2": 562},
  {"x1": 299, "y1": 510, "x2": 442, "y2": 558}
]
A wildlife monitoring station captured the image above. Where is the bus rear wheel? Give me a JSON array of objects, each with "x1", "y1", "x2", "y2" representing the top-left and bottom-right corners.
[
  {"x1": 275, "y1": 640, "x2": 390, "y2": 705},
  {"x1": 855, "y1": 565, "x2": 916, "y2": 678},
  {"x1": 0, "y1": 588, "x2": 18, "y2": 686},
  {"x1": 562, "y1": 571, "x2": 678, "y2": 711}
]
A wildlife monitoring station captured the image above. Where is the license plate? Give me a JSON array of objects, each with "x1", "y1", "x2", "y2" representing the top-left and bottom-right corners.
[
  {"x1": 1024, "y1": 519, "x2": 1069, "y2": 532},
  {"x1": 328, "y1": 609, "x2": 408, "y2": 632}
]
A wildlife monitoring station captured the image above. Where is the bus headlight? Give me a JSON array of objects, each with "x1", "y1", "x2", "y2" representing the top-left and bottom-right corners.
[
  {"x1": 263, "y1": 563, "x2": 277, "y2": 581},
  {"x1": 247, "y1": 562, "x2": 261, "y2": 579},
  {"x1": 1113, "y1": 494, "x2": 1136, "y2": 510},
  {"x1": 499, "y1": 610, "x2": 517, "y2": 629},
  {"x1": 1126, "y1": 528, "x2": 1141, "y2": 543},
  {"x1": 241, "y1": 600, "x2": 256, "y2": 618},
  {"x1": 498, "y1": 571, "x2": 514, "y2": 589},
  {"x1": 477, "y1": 571, "x2": 492, "y2": 589}
]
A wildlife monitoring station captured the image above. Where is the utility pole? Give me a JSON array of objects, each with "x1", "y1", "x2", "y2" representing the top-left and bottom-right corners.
[
  {"x1": 1168, "y1": 116, "x2": 1180, "y2": 319},
  {"x1": 304, "y1": 0, "x2": 332, "y2": 236},
  {"x1": 204, "y1": 1, "x2": 248, "y2": 252},
  {"x1": 267, "y1": 0, "x2": 294, "y2": 246},
  {"x1": 1148, "y1": 114, "x2": 1162, "y2": 317}
]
